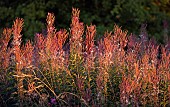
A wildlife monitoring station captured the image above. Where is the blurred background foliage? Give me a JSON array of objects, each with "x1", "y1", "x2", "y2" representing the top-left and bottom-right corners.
[{"x1": 0, "y1": 0, "x2": 170, "y2": 43}]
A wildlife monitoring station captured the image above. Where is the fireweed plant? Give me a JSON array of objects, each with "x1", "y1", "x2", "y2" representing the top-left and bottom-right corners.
[{"x1": 0, "y1": 8, "x2": 170, "y2": 107}]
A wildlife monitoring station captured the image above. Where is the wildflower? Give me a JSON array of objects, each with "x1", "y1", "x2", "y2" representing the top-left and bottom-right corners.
[{"x1": 50, "y1": 98, "x2": 56, "y2": 104}]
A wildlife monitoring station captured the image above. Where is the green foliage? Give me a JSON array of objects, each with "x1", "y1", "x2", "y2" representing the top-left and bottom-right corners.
[{"x1": 0, "y1": 0, "x2": 170, "y2": 42}]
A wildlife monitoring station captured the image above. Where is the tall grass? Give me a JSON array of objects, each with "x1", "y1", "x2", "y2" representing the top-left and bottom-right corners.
[{"x1": 0, "y1": 8, "x2": 170, "y2": 107}]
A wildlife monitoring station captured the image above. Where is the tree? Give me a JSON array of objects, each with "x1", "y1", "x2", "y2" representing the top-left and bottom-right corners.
[{"x1": 0, "y1": 0, "x2": 170, "y2": 42}]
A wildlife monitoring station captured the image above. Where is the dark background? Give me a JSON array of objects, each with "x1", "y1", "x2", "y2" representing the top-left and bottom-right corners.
[{"x1": 0, "y1": 0, "x2": 170, "y2": 43}]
